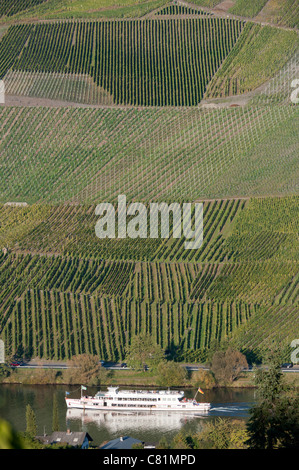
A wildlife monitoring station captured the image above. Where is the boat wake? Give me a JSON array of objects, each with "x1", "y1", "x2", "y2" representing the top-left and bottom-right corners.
[{"x1": 209, "y1": 402, "x2": 253, "y2": 417}]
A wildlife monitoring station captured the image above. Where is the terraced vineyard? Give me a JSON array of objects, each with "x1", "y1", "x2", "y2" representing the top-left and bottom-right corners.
[
  {"x1": 155, "y1": 4, "x2": 213, "y2": 15},
  {"x1": 205, "y1": 23, "x2": 299, "y2": 98},
  {"x1": 0, "y1": 199, "x2": 245, "y2": 262},
  {"x1": 0, "y1": 16, "x2": 296, "y2": 105},
  {"x1": 256, "y1": 0, "x2": 299, "y2": 29},
  {"x1": 0, "y1": 104, "x2": 298, "y2": 203},
  {"x1": 2, "y1": 17, "x2": 243, "y2": 106},
  {"x1": 0, "y1": 24, "x2": 33, "y2": 79},
  {"x1": 2, "y1": 289, "x2": 260, "y2": 361},
  {"x1": 0, "y1": 0, "x2": 47, "y2": 18},
  {"x1": 0, "y1": 3, "x2": 298, "y2": 365},
  {"x1": 229, "y1": 0, "x2": 268, "y2": 18},
  {"x1": 0, "y1": 196, "x2": 298, "y2": 361}
]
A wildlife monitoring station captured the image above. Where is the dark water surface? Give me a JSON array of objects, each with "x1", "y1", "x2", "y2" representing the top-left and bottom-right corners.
[{"x1": 0, "y1": 384, "x2": 256, "y2": 446}]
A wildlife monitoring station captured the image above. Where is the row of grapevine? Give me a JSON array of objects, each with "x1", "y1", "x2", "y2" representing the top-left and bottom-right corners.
[
  {"x1": 1, "y1": 18, "x2": 245, "y2": 106},
  {"x1": 0, "y1": 253, "x2": 134, "y2": 302},
  {"x1": 0, "y1": 0, "x2": 46, "y2": 17},
  {"x1": 232, "y1": 303, "x2": 298, "y2": 362},
  {"x1": 229, "y1": 0, "x2": 268, "y2": 18},
  {"x1": 205, "y1": 23, "x2": 298, "y2": 98},
  {"x1": 255, "y1": 0, "x2": 299, "y2": 29},
  {"x1": 0, "y1": 199, "x2": 247, "y2": 264},
  {"x1": 205, "y1": 261, "x2": 298, "y2": 304},
  {"x1": 1, "y1": 198, "x2": 297, "y2": 266},
  {"x1": 155, "y1": 4, "x2": 213, "y2": 16},
  {"x1": 93, "y1": 18, "x2": 244, "y2": 105},
  {"x1": 15, "y1": 22, "x2": 75, "y2": 73},
  {"x1": 1, "y1": 288, "x2": 256, "y2": 361},
  {"x1": 0, "y1": 25, "x2": 33, "y2": 79},
  {"x1": 0, "y1": 249, "x2": 297, "y2": 335},
  {"x1": 0, "y1": 103, "x2": 295, "y2": 204}
]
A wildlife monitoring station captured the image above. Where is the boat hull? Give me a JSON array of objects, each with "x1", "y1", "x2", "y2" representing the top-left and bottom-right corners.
[{"x1": 65, "y1": 398, "x2": 210, "y2": 413}]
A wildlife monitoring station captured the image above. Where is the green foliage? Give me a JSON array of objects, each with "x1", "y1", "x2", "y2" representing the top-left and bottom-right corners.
[
  {"x1": 168, "y1": 419, "x2": 248, "y2": 449},
  {"x1": 191, "y1": 369, "x2": 216, "y2": 389},
  {"x1": 246, "y1": 349, "x2": 299, "y2": 448},
  {"x1": 156, "y1": 361, "x2": 187, "y2": 387},
  {"x1": 171, "y1": 431, "x2": 197, "y2": 449},
  {"x1": 197, "y1": 418, "x2": 248, "y2": 449},
  {"x1": 0, "y1": 419, "x2": 24, "y2": 449},
  {"x1": 52, "y1": 394, "x2": 59, "y2": 432},
  {"x1": 156, "y1": 436, "x2": 170, "y2": 449},
  {"x1": 0, "y1": 364, "x2": 11, "y2": 380},
  {"x1": 25, "y1": 404, "x2": 37, "y2": 437},
  {"x1": 65, "y1": 354, "x2": 106, "y2": 385},
  {"x1": 254, "y1": 349, "x2": 286, "y2": 401},
  {"x1": 125, "y1": 334, "x2": 165, "y2": 370},
  {"x1": 131, "y1": 442, "x2": 144, "y2": 449}
]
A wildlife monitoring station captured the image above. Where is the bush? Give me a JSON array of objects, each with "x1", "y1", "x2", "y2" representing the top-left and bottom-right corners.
[
  {"x1": 65, "y1": 354, "x2": 107, "y2": 386},
  {"x1": 156, "y1": 361, "x2": 187, "y2": 387},
  {"x1": 191, "y1": 369, "x2": 216, "y2": 389},
  {"x1": 210, "y1": 347, "x2": 248, "y2": 385}
]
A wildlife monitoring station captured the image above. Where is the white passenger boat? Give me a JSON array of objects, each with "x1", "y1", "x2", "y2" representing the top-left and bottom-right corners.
[{"x1": 65, "y1": 386, "x2": 211, "y2": 413}]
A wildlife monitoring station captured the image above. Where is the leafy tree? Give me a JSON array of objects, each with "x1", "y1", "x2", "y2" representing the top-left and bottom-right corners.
[
  {"x1": 125, "y1": 334, "x2": 165, "y2": 371},
  {"x1": 246, "y1": 349, "x2": 299, "y2": 449},
  {"x1": 196, "y1": 418, "x2": 248, "y2": 449},
  {"x1": 52, "y1": 394, "x2": 59, "y2": 432},
  {"x1": 66, "y1": 354, "x2": 106, "y2": 385},
  {"x1": 26, "y1": 404, "x2": 37, "y2": 437},
  {"x1": 0, "y1": 364, "x2": 11, "y2": 381},
  {"x1": 191, "y1": 369, "x2": 216, "y2": 389},
  {"x1": 156, "y1": 361, "x2": 187, "y2": 387},
  {"x1": 131, "y1": 443, "x2": 144, "y2": 449},
  {"x1": 171, "y1": 432, "x2": 195, "y2": 449},
  {"x1": 156, "y1": 436, "x2": 170, "y2": 449},
  {"x1": 210, "y1": 347, "x2": 248, "y2": 384}
]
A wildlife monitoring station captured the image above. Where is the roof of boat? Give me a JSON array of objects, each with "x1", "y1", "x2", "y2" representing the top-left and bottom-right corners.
[{"x1": 95, "y1": 386, "x2": 184, "y2": 396}]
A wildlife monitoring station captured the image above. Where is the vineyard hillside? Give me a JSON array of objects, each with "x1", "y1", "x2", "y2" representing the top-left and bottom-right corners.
[
  {"x1": 0, "y1": 196, "x2": 298, "y2": 363},
  {"x1": 0, "y1": 1, "x2": 298, "y2": 366}
]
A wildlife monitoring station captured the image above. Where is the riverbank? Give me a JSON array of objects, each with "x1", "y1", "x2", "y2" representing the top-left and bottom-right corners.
[{"x1": 1, "y1": 367, "x2": 299, "y2": 389}]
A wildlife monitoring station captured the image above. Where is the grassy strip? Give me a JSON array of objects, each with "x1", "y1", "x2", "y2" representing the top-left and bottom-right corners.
[{"x1": 2, "y1": 367, "x2": 299, "y2": 388}]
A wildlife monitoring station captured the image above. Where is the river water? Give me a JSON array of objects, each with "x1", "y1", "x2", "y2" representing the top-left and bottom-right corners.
[{"x1": 0, "y1": 384, "x2": 256, "y2": 446}]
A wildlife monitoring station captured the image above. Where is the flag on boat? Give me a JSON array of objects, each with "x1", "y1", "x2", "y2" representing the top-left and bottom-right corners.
[
  {"x1": 65, "y1": 391, "x2": 70, "y2": 395},
  {"x1": 81, "y1": 386, "x2": 87, "y2": 391},
  {"x1": 198, "y1": 387, "x2": 204, "y2": 394}
]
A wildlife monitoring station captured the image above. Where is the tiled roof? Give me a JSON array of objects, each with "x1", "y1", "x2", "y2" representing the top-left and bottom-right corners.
[
  {"x1": 37, "y1": 431, "x2": 93, "y2": 447},
  {"x1": 100, "y1": 436, "x2": 143, "y2": 449}
]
